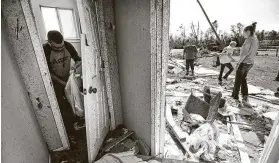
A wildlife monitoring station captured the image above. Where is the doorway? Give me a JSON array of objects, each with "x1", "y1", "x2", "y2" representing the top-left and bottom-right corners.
[{"x1": 28, "y1": 0, "x2": 110, "y2": 162}]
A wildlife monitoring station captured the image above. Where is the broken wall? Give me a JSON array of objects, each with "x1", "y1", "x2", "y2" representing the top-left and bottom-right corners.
[
  {"x1": 1, "y1": 27, "x2": 49, "y2": 163},
  {"x1": 114, "y1": 0, "x2": 152, "y2": 146}
]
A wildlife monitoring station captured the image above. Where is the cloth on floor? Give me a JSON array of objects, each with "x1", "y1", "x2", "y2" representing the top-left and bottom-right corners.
[{"x1": 187, "y1": 123, "x2": 219, "y2": 162}]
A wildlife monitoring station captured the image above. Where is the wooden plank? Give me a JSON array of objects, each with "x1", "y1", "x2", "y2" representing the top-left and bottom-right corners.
[
  {"x1": 206, "y1": 92, "x2": 221, "y2": 122},
  {"x1": 101, "y1": 131, "x2": 133, "y2": 153},
  {"x1": 258, "y1": 112, "x2": 279, "y2": 163},
  {"x1": 166, "y1": 106, "x2": 187, "y2": 141},
  {"x1": 230, "y1": 114, "x2": 251, "y2": 163},
  {"x1": 166, "y1": 105, "x2": 198, "y2": 162}
]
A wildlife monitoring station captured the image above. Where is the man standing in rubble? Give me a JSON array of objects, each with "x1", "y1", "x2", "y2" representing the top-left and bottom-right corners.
[
  {"x1": 43, "y1": 30, "x2": 81, "y2": 135},
  {"x1": 184, "y1": 45, "x2": 198, "y2": 76}
]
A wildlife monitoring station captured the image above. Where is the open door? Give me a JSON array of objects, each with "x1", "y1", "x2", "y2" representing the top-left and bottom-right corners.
[{"x1": 77, "y1": 0, "x2": 110, "y2": 162}]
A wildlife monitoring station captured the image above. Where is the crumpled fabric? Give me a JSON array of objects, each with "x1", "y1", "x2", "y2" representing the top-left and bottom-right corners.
[
  {"x1": 187, "y1": 123, "x2": 219, "y2": 162},
  {"x1": 65, "y1": 70, "x2": 84, "y2": 117}
]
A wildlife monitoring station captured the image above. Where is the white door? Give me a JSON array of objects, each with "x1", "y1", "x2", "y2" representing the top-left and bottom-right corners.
[{"x1": 76, "y1": 0, "x2": 110, "y2": 162}]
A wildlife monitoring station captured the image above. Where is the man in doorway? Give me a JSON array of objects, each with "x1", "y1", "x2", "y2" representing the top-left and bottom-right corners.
[
  {"x1": 184, "y1": 45, "x2": 198, "y2": 76},
  {"x1": 43, "y1": 30, "x2": 81, "y2": 135}
]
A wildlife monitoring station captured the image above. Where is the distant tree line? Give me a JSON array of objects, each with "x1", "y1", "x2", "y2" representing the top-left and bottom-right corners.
[{"x1": 170, "y1": 21, "x2": 279, "y2": 49}]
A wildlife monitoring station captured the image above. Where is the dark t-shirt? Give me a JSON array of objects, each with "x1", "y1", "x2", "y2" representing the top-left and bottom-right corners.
[
  {"x1": 43, "y1": 41, "x2": 81, "y2": 81},
  {"x1": 184, "y1": 45, "x2": 198, "y2": 59}
]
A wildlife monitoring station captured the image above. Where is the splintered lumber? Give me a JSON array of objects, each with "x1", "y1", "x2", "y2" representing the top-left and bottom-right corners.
[
  {"x1": 230, "y1": 114, "x2": 251, "y2": 163},
  {"x1": 203, "y1": 86, "x2": 211, "y2": 103},
  {"x1": 166, "y1": 105, "x2": 187, "y2": 142},
  {"x1": 102, "y1": 131, "x2": 134, "y2": 153},
  {"x1": 166, "y1": 105, "x2": 198, "y2": 162},
  {"x1": 206, "y1": 92, "x2": 222, "y2": 123}
]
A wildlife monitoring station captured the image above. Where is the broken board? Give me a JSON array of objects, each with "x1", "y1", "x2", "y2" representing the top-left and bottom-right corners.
[
  {"x1": 230, "y1": 114, "x2": 251, "y2": 163},
  {"x1": 183, "y1": 93, "x2": 210, "y2": 119},
  {"x1": 166, "y1": 105, "x2": 198, "y2": 162}
]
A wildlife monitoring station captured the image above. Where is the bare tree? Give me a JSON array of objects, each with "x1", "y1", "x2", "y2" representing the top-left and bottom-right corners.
[
  {"x1": 179, "y1": 24, "x2": 186, "y2": 47},
  {"x1": 231, "y1": 22, "x2": 244, "y2": 46},
  {"x1": 268, "y1": 30, "x2": 278, "y2": 44},
  {"x1": 190, "y1": 21, "x2": 200, "y2": 46}
]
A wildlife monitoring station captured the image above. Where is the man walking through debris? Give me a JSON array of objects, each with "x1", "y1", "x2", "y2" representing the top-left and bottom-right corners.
[
  {"x1": 43, "y1": 30, "x2": 81, "y2": 135},
  {"x1": 184, "y1": 45, "x2": 198, "y2": 76},
  {"x1": 232, "y1": 22, "x2": 259, "y2": 108},
  {"x1": 218, "y1": 41, "x2": 237, "y2": 85}
]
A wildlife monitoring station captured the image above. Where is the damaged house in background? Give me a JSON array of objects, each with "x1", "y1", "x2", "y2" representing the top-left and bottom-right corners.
[{"x1": 1, "y1": 0, "x2": 279, "y2": 163}]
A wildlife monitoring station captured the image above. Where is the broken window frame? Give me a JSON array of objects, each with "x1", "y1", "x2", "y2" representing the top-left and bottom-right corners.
[{"x1": 40, "y1": 6, "x2": 80, "y2": 40}]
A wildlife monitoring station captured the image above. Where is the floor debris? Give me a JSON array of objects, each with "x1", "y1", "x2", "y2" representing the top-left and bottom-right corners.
[{"x1": 165, "y1": 58, "x2": 278, "y2": 163}]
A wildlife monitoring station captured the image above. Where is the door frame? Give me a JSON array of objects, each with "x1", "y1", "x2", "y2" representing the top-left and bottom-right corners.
[
  {"x1": 2, "y1": 0, "x2": 69, "y2": 150},
  {"x1": 3, "y1": 0, "x2": 122, "y2": 155},
  {"x1": 150, "y1": 0, "x2": 170, "y2": 156}
]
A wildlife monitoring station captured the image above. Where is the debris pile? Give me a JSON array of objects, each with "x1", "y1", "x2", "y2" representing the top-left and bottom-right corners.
[
  {"x1": 96, "y1": 125, "x2": 188, "y2": 163},
  {"x1": 97, "y1": 125, "x2": 150, "y2": 160},
  {"x1": 165, "y1": 57, "x2": 278, "y2": 162}
]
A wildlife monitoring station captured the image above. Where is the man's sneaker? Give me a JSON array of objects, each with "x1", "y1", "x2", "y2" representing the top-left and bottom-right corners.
[
  {"x1": 223, "y1": 77, "x2": 228, "y2": 80},
  {"x1": 186, "y1": 72, "x2": 189, "y2": 76}
]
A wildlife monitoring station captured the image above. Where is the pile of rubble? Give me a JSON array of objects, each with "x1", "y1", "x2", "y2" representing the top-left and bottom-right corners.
[
  {"x1": 165, "y1": 58, "x2": 279, "y2": 163},
  {"x1": 95, "y1": 125, "x2": 188, "y2": 163}
]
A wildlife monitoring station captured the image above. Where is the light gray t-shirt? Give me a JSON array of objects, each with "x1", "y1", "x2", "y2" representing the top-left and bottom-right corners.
[
  {"x1": 43, "y1": 41, "x2": 81, "y2": 82},
  {"x1": 241, "y1": 36, "x2": 259, "y2": 64}
]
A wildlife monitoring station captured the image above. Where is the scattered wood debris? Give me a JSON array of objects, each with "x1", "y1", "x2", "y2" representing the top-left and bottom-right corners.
[{"x1": 165, "y1": 58, "x2": 278, "y2": 162}]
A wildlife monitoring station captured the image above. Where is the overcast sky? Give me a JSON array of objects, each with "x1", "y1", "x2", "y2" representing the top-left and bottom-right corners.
[{"x1": 170, "y1": 0, "x2": 279, "y2": 36}]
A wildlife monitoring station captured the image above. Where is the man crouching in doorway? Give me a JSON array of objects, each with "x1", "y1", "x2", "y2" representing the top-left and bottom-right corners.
[
  {"x1": 218, "y1": 41, "x2": 237, "y2": 85},
  {"x1": 184, "y1": 45, "x2": 198, "y2": 76},
  {"x1": 43, "y1": 30, "x2": 81, "y2": 137}
]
